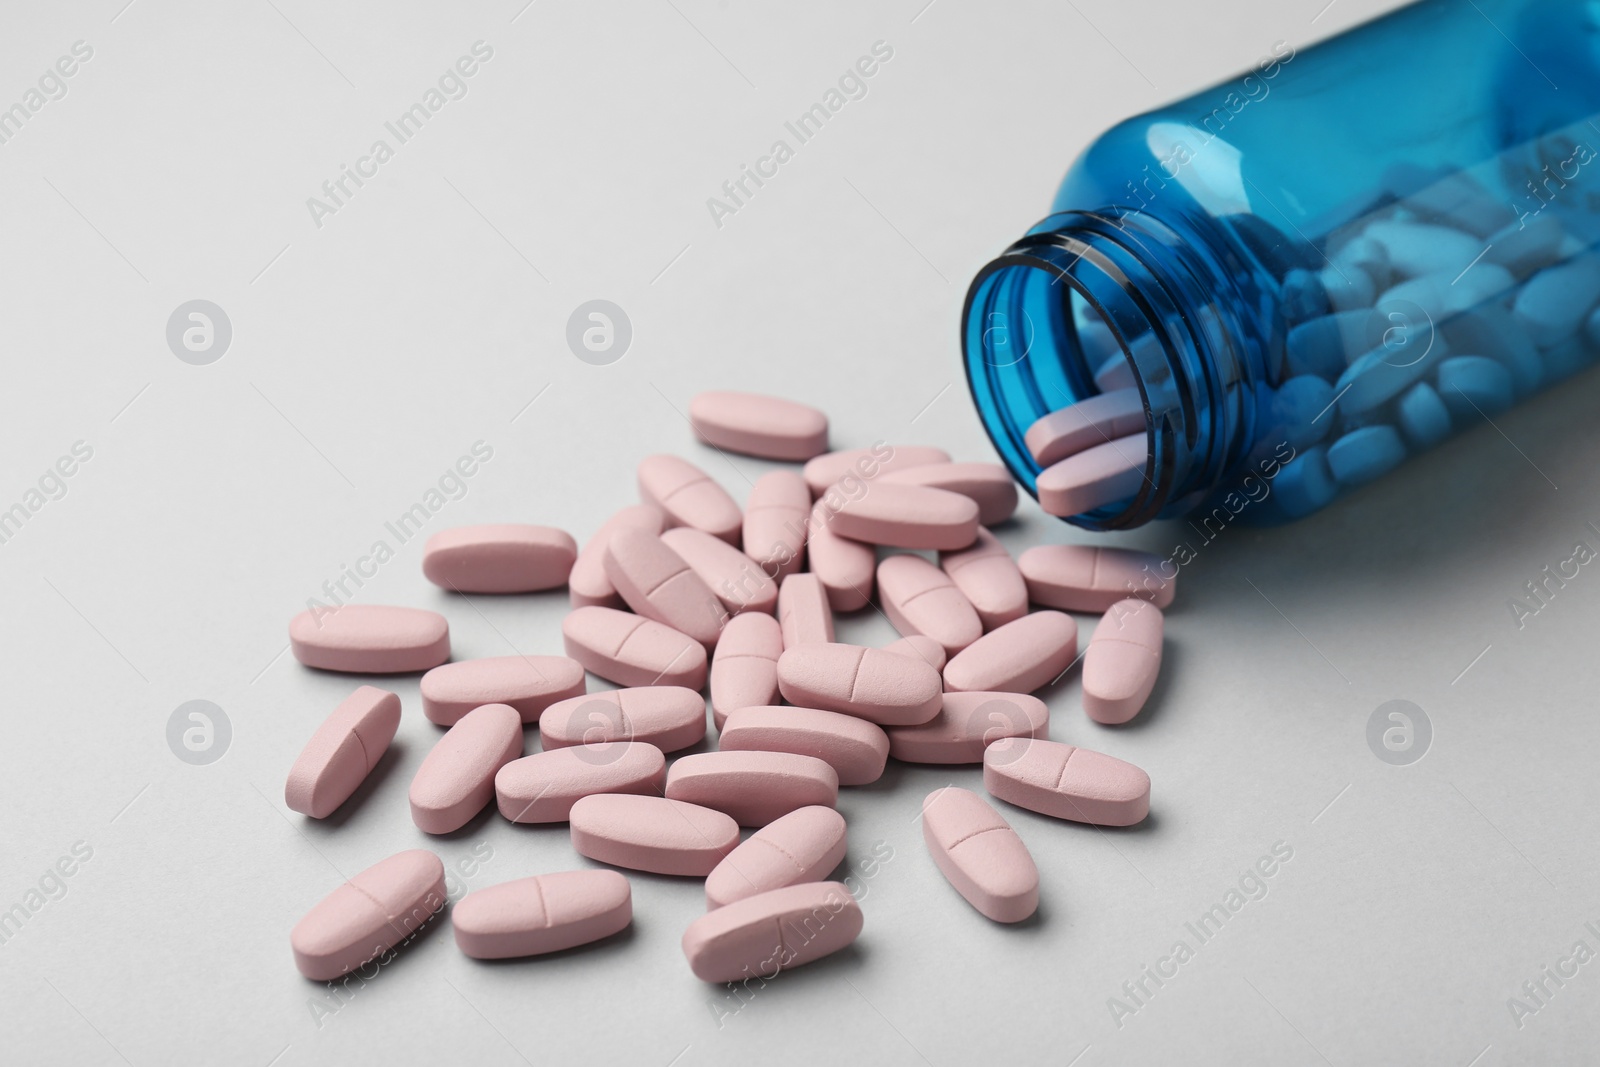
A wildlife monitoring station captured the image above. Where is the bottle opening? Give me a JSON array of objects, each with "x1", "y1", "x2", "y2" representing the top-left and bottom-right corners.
[{"x1": 962, "y1": 217, "x2": 1179, "y2": 531}]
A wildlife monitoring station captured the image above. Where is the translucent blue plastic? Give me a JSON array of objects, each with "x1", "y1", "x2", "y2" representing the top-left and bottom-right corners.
[{"x1": 963, "y1": 0, "x2": 1600, "y2": 529}]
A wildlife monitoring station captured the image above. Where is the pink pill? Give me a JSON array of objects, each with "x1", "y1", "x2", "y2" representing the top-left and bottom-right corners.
[
  {"x1": 876, "y1": 555, "x2": 982, "y2": 656},
  {"x1": 1036, "y1": 433, "x2": 1148, "y2": 517},
  {"x1": 562, "y1": 606, "x2": 708, "y2": 690},
  {"x1": 1094, "y1": 352, "x2": 1138, "y2": 392},
  {"x1": 742, "y1": 470, "x2": 811, "y2": 581},
  {"x1": 421, "y1": 524, "x2": 577, "y2": 594},
  {"x1": 719, "y1": 706, "x2": 890, "y2": 786},
  {"x1": 777, "y1": 573, "x2": 835, "y2": 648},
  {"x1": 603, "y1": 528, "x2": 726, "y2": 648},
  {"x1": 681, "y1": 881, "x2": 862, "y2": 983},
  {"x1": 1025, "y1": 389, "x2": 1147, "y2": 468},
  {"x1": 285, "y1": 686, "x2": 401, "y2": 818},
  {"x1": 922, "y1": 787, "x2": 1038, "y2": 923},
  {"x1": 539, "y1": 686, "x2": 706, "y2": 754},
  {"x1": 882, "y1": 634, "x2": 946, "y2": 671},
  {"x1": 704, "y1": 806, "x2": 848, "y2": 909},
  {"x1": 777, "y1": 643, "x2": 942, "y2": 726},
  {"x1": 409, "y1": 703, "x2": 523, "y2": 834},
  {"x1": 291, "y1": 849, "x2": 445, "y2": 980},
  {"x1": 709, "y1": 612, "x2": 784, "y2": 731},
  {"x1": 1083, "y1": 599, "x2": 1164, "y2": 725},
  {"x1": 828, "y1": 483, "x2": 979, "y2": 551},
  {"x1": 420, "y1": 655, "x2": 586, "y2": 726},
  {"x1": 289, "y1": 604, "x2": 449, "y2": 674},
  {"x1": 453, "y1": 870, "x2": 632, "y2": 960},
  {"x1": 494, "y1": 742, "x2": 666, "y2": 824},
  {"x1": 637, "y1": 454, "x2": 742, "y2": 545},
  {"x1": 939, "y1": 528, "x2": 1029, "y2": 630},
  {"x1": 984, "y1": 737, "x2": 1150, "y2": 826},
  {"x1": 881, "y1": 462, "x2": 1018, "y2": 526},
  {"x1": 1018, "y1": 543, "x2": 1176, "y2": 613},
  {"x1": 689, "y1": 391, "x2": 829, "y2": 461},
  {"x1": 805, "y1": 501, "x2": 875, "y2": 612},
  {"x1": 886, "y1": 691, "x2": 1049, "y2": 765},
  {"x1": 802, "y1": 444, "x2": 950, "y2": 497},
  {"x1": 943, "y1": 611, "x2": 1077, "y2": 695},
  {"x1": 661, "y1": 526, "x2": 777, "y2": 616},
  {"x1": 569, "y1": 794, "x2": 739, "y2": 876},
  {"x1": 570, "y1": 504, "x2": 665, "y2": 610},
  {"x1": 666, "y1": 751, "x2": 839, "y2": 826}
]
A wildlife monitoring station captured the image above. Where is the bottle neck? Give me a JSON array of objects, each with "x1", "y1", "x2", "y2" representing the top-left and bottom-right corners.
[{"x1": 962, "y1": 209, "x2": 1260, "y2": 531}]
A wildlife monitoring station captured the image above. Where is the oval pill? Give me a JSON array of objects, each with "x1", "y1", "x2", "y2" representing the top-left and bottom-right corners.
[
  {"x1": 1513, "y1": 256, "x2": 1600, "y2": 348},
  {"x1": 984, "y1": 737, "x2": 1150, "y2": 826},
  {"x1": 494, "y1": 742, "x2": 666, "y2": 823},
  {"x1": 453, "y1": 870, "x2": 632, "y2": 960},
  {"x1": 719, "y1": 706, "x2": 890, "y2": 786},
  {"x1": 569, "y1": 794, "x2": 739, "y2": 876},
  {"x1": 289, "y1": 604, "x2": 450, "y2": 674},
  {"x1": 777, "y1": 573, "x2": 835, "y2": 648},
  {"x1": 1082, "y1": 599, "x2": 1164, "y2": 725},
  {"x1": 943, "y1": 611, "x2": 1077, "y2": 695},
  {"x1": 802, "y1": 445, "x2": 950, "y2": 498},
  {"x1": 562, "y1": 606, "x2": 708, "y2": 690},
  {"x1": 806, "y1": 501, "x2": 875, "y2": 612},
  {"x1": 1093, "y1": 351, "x2": 1138, "y2": 392},
  {"x1": 570, "y1": 504, "x2": 665, "y2": 610},
  {"x1": 689, "y1": 391, "x2": 829, "y2": 461},
  {"x1": 704, "y1": 806, "x2": 848, "y2": 910},
  {"x1": 1017, "y1": 543, "x2": 1175, "y2": 612},
  {"x1": 603, "y1": 528, "x2": 726, "y2": 648},
  {"x1": 1365, "y1": 220, "x2": 1483, "y2": 278},
  {"x1": 285, "y1": 686, "x2": 402, "y2": 818},
  {"x1": 922, "y1": 787, "x2": 1038, "y2": 923},
  {"x1": 661, "y1": 526, "x2": 778, "y2": 616},
  {"x1": 777, "y1": 642, "x2": 942, "y2": 726},
  {"x1": 1397, "y1": 381, "x2": 1453, "y2": 449},
  {"x1": 882, "y1": 634, "x2": 947, "y2": 671},
  {"x1": 290, "y1": 849, "x2": 446, "y2": 980},
  {"x1": 1036, "y1": 433, "x2": 1147, "y2": 517},
  {"x1": 420, "y1": 655, "x2": 586, "y2": 726},
  {"x1": 939, "y1": 528, "x2": 1029, "y2": 630},
  {"x1": 742, "y1": 470, "x2": 811, "y2": 581},
  {"x1": 422, "y1": 524, "x2": 577, "y2": 594},
  {"x1": 666, "y1": 751, "x2": 839, "y2": 826},
  {"x1": 828, "y1": 483, "x2": 979, "y2": 551},
  {"x1": 637, "y1": 454, "x2": 742, "y2": 545},
  {"x1": 887, "y1": 691, "x2": 1048, "y2": 765},
  {"x1": 539, "y1": 686, "x2": 706, "y2": 754},
  {"x1": 409, "y1": 703, "x2": 523, "y2": 834},
  {"x1": 1025, "y1": 388, "x2": 1146, "y2": 468},
  {"x1": 709, "y1": 611, "x2": 784, "y2": 731},
  {"x1": 876, "y1": 554, "x2": 982, "y2": 656},
  {"x1": 1437, "y1": 354, "x2": 1515, "y2": 419},
  {"x1": 681, "y1": 881, "x2": 863, "y2": 983},
  {"x1": 881, "y1": 462, "x2": 1018, "y2": 526},
  {"x1": 1326, "y1": 424, "x2": 1407, "y2": 487}
]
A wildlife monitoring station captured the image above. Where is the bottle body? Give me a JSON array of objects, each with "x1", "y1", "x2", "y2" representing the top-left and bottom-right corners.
[{"x1": 964, "y1": 0, "x2": 1600, "y2": 529}]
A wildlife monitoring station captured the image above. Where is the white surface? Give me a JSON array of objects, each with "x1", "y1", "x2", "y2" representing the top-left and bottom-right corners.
[{"x1": 5, "y1": 1, "x2": 1598, "y2": 1064}]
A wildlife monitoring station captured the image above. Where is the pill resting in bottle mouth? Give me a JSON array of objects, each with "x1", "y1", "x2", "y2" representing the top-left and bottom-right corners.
[{"x1": 963, "y1": 0, "x2": 1600, "y2": 530}]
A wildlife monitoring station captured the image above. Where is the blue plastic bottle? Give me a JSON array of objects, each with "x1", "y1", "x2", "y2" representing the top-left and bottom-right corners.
[{"x1": 963, "y1": 0, "x2": 1600, "y2": 529}]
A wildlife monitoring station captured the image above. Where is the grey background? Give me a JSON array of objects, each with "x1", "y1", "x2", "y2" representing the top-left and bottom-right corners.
[{"x1": 3, "y1": 1, "x2": 1595, "y2": 1064}]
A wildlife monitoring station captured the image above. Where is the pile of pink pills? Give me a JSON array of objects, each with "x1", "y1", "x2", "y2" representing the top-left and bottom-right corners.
[{"x1": 283, "y1": 390, "x2": 1174, "y2": 985}]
